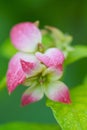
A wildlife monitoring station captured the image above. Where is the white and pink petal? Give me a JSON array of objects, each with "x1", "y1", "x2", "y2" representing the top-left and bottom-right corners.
[
  {"x1": 10, "y1": 22, "x2": 42, "y2": 52},
  {"x1": 36, "y1": 48, "x2": 64, "y2": 70},
  {"x1": 20, "y1": 59, "x2": 45, "y2": 78},
  {"x1": 44, "y1": 81, "x2": 71, "y2": 104},
  {"x1": 21, "y1": 85, "x2": 44, "y2": 106},
  {"x1": 7, "y1": 52, "x2": 41, "y2": 93},
  {"x1": 7, "y1": 53, "x2": 26, "y2": 93}
]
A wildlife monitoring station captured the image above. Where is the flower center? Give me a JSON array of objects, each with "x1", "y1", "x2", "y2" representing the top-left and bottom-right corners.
[
  {"x1": 39, "y1": 76, "x2": 47, "y2": 85},
  {"x1": 23, "y1": 68, "x2": 53, "y2": 87}
]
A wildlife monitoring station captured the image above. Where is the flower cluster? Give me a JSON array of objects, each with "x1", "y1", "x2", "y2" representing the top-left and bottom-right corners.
[{"x1": 7, "y1": 22, "x2": 71, "y2": 106}]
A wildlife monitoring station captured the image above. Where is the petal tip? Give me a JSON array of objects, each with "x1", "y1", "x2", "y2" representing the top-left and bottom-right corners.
[
  {"x1": 21, "y1": 94, "x2": 36, "y2": 106},
  {"x1": 54, "y1": 89, "x2": 72, "y2": 104},
  {"x1": 8, "y1": 90, "x2": 11, "y2": 95},
  {"x1": 21, "y1": 87, "x2": 44, "y2": 106},
  {"x1": 61, "y1": 95, "x2": 72, "y2": 104}
]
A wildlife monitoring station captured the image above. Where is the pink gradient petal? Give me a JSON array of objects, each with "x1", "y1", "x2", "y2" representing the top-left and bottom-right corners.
[
  {"x1": 20, "y1": 59, "x2": 45, "y2": 78},
  {"x1": 7, "y1": 52, "x2": 39, "y2": 93},
  {"x1": 10, "y1": 22, "x2": 42, "y2": 52},
  {"x1": 20, "y1": 60, "x2": 35, "y2": 74},
  {"x1": 36, "y1": 48, "x2": 64, "y2": 70},
  {"x1": 21, "y1": 86, "x2": 44, "y2": 106},
  {"x1": 44, "y1": 81, "x2": 71, "y2": 104},
  {"x1": 7, "y1": 53, "x2": 25, "y2": 93}
]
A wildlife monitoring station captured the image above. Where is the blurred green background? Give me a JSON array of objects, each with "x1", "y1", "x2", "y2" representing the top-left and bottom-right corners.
[{"x1": 0, "y1": 0, "x2": 87, "y2": 125}]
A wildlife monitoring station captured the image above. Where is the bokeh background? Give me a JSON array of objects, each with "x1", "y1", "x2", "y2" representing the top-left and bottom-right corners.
[{"x1": 0, "y1": 0, "x2": 87, "y2": 124}]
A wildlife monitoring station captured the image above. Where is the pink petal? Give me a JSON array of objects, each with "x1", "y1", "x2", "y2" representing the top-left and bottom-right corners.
[
  {"x1": 20, "y1": 59, "x2": 45, "y2": 78},
  {"x1": 7, "y1": 52, "x2": 39, "y2": 93},
  {"x1": 20, "y1": 60, "x2": 35, "y2": 75},
  {"x1": 36, "y1": 48, "x2": 64, "y2": 70},
  {"x1": 44, "y1": 81, "x2": 71, "y2": 104},
  {"x1": 10, "y1": 22, "x2": 42, "y2": 52},
  {"x1": 21, "y1": 85, "x2": 44, "y2": 106}
]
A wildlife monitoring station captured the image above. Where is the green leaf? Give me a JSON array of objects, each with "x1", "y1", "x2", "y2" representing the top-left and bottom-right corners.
[
  {"x1": 0, "y1": 122, "x2": 61, "y2": 130},
  {"x1": 65, "y1": 45, "x2": 87, "y2": 65},
  {"x1": 83, "y1": 76, "x2": 87, "y2": 85},
  {"x1": 0, "y1": 39, "x2": 17, "y2": 59},
  {"x1": 47, "y1": 83, "x2": 87, "y2": 130}
]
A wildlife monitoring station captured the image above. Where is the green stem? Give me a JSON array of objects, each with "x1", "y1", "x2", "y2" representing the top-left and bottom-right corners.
[{"x1": 0, "y1": 76, "x2": 6, "y2": 90}]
